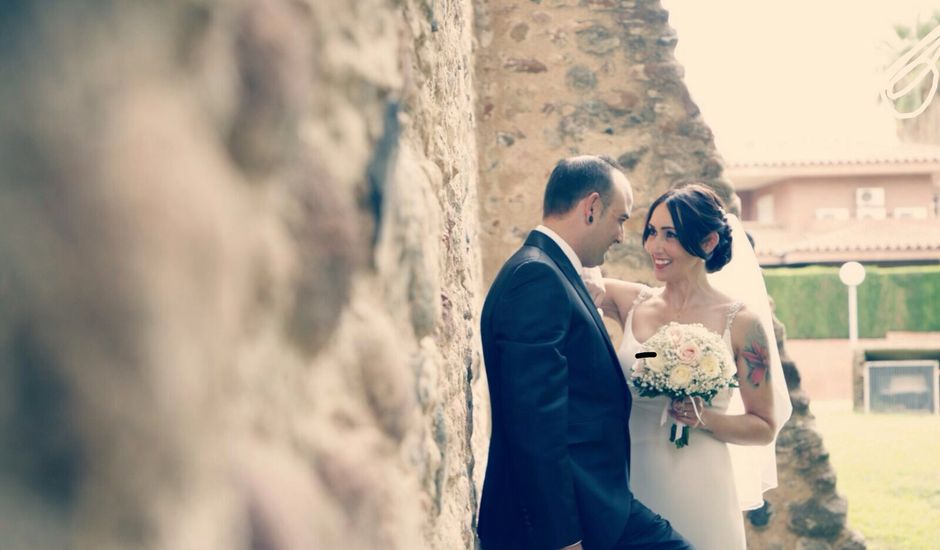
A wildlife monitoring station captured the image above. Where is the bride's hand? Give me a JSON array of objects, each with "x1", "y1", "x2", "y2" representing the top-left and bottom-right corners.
[
  {"x1": 670, "y1": 397, "x2": 708, "y2": 428},
  {"x1": 581, "y1": 266, "x2": 605, "y2": 307}
]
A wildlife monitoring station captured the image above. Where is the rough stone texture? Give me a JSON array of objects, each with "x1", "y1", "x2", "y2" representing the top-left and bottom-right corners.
[
  {"x1": 475, "y1": 1, "x2": 864, "y2": 547},
  {"x1": 837, "y1": 529, "x2": 869, "y2": 550},
  {"x1": 0, "y1": 0, "x2": 867, "y2": 548},
  {"x1": 796, "y1": 538, "x2": 834, "y2": 550},
  {"x1": 474, "y1": 0, "x2": 734, "y2": 287},
  {"x1": 0, "y1": 0, "x2": 484, "y2": 548},
  {"x1": 745, "y1": 313, "x2": 865, "y2": 549},
  {"x1": 789, "y1": 496, "x2": 848, "y2": 539}
]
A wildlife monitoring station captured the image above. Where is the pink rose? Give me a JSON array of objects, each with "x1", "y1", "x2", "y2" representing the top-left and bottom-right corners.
[{"x1": 677, "y1": 341, "x2": 703, "y2": 365}]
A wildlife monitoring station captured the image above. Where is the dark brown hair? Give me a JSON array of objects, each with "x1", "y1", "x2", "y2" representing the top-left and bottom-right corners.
[
  {"x1": 542, "y1": 155, "x2": 624, "y2": 217},
  {"x1": 642, "y1": 183, "x2": 732, "y2": 273}
]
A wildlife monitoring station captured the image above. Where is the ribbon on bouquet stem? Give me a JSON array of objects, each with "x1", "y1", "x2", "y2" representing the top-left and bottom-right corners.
[
  {"x1": 690, "y1": 397, "x2": 705, "y2": 427},
  {"x1": 663, "y1": 397, "x2": 706, "y2": 449},
  {"x1": 660, "y1": 397, "x2": 706, "y2": 427}
]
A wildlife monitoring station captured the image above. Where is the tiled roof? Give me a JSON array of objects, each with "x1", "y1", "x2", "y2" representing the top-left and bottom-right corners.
[
  {"x1": 725, "y1": 141, "x2": 940, "y2": 170},
  {"x1": 792, "y1": 220, "x2": 940, "y2": 252},
  {"x1": 744, "y1": 219, "x2": 940, "y2": 264}
]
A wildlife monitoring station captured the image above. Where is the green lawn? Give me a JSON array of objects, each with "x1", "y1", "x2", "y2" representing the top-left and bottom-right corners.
[{"x1": 812, "y1": 401, "x2": 940, "y2": 550}]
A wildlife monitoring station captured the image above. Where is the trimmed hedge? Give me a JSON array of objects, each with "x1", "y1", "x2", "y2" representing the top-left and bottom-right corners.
[{"x1": 763, "y1": 264, "x2": 940, "y2": 339}]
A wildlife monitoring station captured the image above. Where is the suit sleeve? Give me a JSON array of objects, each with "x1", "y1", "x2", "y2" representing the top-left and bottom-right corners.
[{"x1": 492, "y1": 260, "x2": 581, "y2": 549}]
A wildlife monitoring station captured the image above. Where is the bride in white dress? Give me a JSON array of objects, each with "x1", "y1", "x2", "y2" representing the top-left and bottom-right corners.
[{"x1": 586, "y1": 184, "x2": 792, "y2": 550}]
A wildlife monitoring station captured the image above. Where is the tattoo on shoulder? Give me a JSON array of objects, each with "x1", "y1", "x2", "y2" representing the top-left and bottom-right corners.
[{"x1": 741, "y1": 321, "x2": 771, "y2": 388}]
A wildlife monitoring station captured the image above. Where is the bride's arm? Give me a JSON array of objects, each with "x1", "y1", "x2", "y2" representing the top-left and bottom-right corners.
[
  {"x1": 581, "y1": 268, "x2": 645, "y2": 326},
  {"x1": 675, "y1": 308, "x2": 777, "y2": 445}
]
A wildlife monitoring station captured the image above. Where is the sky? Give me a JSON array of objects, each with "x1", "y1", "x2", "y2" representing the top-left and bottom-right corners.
[{"x1": 661, "y1": 0, "x2": 940, "y2": 160}]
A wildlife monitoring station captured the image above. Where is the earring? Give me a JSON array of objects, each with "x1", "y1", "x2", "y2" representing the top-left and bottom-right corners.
[{"x1": 588, "y1": 215, "x2": 593, "y2": 223}]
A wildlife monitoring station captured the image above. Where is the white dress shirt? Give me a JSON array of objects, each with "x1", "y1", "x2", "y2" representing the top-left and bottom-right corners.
[{"x1": 534, "y1": 225, "x2": 583, "y2": 274}]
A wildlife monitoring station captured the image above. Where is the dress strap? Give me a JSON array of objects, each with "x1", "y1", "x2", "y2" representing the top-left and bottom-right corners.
[
  {"x1": 724, "y1": 301, "x2": 744, "y2": 334},
  {"x1": 629, "y1": 285, "x2": 656, "y2": 313}
]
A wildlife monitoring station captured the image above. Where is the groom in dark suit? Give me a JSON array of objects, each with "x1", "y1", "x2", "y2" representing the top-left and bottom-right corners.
[{"x1": 477, "y1": 156, "x2": 692, "y2": 550}]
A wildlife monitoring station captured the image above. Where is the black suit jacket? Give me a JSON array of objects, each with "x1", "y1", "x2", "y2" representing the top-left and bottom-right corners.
[{"x1": 477, "y1": 230, "x2": 635, "y2": 550}]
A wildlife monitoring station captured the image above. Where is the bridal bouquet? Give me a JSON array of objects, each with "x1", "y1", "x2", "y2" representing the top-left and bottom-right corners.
[{"x1": 631, "y1": 322, "x2": 738, "y2": 448}]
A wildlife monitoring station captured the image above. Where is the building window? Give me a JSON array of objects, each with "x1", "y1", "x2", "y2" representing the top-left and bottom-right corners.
[{"x1": 756, "y1": 194, "x2": 774, "y2": 224}]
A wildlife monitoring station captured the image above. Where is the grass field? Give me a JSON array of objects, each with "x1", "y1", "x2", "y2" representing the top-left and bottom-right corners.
[{"x1": 811, "y1": 400, "x2": 940, "y2": 550}]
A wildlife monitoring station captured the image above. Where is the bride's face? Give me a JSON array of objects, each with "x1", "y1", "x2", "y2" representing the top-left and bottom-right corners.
[{"x1": 644, "y1": 203, "x2": 699, "y2": 281}]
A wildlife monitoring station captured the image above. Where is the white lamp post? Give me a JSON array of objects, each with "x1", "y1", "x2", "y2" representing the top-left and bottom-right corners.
[{"x1": 839, "y1": 261, "x2": 866, "y2": 345}]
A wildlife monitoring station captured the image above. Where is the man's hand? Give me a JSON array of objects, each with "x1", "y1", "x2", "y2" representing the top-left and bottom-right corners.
[{"x1": 581, "y1": 266, "x2": 605, "y2": 307}]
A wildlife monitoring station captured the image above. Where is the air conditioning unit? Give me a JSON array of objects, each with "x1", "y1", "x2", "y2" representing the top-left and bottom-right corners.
[
  {"x1": 893, "y1": 206, "x2": 928, "y2": 219},
  {"x1": 863, "y1": 360, "x2": 939, "y2": 413},
  {"x1": 856, "y1": 187, "x2": 885, "y2": 207}
]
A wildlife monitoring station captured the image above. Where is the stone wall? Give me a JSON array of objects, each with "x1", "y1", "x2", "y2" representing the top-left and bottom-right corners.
[
  {"x1": 0, "y1": 0, "x2": 485, "y2": 548},
  {"x1": 0, "y1": 0, "x2": 866, "y2": 548},
  {"x1": 743, "y1": 317, "x2": 866, "y2": 550},
  {"x1": 474, "y1": 0, "x2": 733, "y2": 287},
  {"x1": 473, "y1": 1, "x2": 865, "y2": 549}
]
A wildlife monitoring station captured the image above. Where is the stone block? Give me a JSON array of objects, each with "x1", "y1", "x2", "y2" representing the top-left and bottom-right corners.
[
  {"x1": 503, "y1": 58, "x2": 548, "y2": 73},
  {"x1": 788, "y1": 495, "x2": 848, "y2": 539},
  {"x1": 576, "y1": 24, "x2": 622, "y2": 55},
  {"x1": 796, "y1": 538, "x2": 833, "y2": 550},
  {"x1": 566, "y1": 65, "x2": 598, "y2": 91},
  {"x1": 836, "y1": 529, "x2": 867, "y2": 550}
]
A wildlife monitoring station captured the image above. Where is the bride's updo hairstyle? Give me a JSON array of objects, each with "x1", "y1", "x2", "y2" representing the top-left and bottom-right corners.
[{"x1": 642, "y1": 183, "x2": 733, "y2": 273}]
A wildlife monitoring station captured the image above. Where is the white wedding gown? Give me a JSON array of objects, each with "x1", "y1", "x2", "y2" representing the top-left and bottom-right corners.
[{"x1": 618, "y1": 287, "x2": 747, "y2": 550}]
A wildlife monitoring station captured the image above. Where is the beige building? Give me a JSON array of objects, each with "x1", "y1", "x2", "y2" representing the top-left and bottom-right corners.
[{"x1": 726, "y1": 142, "x2": 940, "y2": 265}]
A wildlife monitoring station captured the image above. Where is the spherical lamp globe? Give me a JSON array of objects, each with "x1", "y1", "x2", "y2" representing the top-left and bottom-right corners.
[{"x1": 839, "y1": 261, "x2": 866, "y2": 286}]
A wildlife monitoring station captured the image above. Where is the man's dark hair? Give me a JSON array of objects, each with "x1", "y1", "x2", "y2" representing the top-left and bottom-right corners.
[{"x1": 542, "y1": 155, "x2": 624, "y2": 218}]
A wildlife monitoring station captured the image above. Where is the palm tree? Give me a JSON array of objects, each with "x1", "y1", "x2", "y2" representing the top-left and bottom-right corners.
[{"x1": 882, "y1": 11, "x2": 940, "y2": 143}]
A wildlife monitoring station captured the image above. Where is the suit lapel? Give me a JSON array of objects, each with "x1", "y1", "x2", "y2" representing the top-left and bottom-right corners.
[{"x1": 524, "y1": 231, "x2": 623, "y2": 371}]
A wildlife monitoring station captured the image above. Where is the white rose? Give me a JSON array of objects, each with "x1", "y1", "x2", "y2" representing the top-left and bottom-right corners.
[
  {"x1": 677, "y1": 341, "x2": 703, "y2": 365},
  {"x1": 721, "y1": 353, "x2": 738, "y2": 378},
  {"x1": 646, "y1": 353, "x2": 665, "y2": 373},
  {"x1": 669, "y1": 365, "x2": 693, "y2": 388},
  {"x1": 700, "y1": 353, "x2": 721, "y2": 378},
  {"x1": 665, "y1": 325, "x2": 684, "y2": 344}
]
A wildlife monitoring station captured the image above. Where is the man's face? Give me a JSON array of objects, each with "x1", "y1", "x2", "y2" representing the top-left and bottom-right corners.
[{"x1": 583, "y1": 170, "x2": 633, "y2": 267}]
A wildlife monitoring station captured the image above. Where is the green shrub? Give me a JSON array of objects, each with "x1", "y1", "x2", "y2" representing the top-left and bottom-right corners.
[{"x1": 763, "y1": 265, "x2": 940, "y2": 338}]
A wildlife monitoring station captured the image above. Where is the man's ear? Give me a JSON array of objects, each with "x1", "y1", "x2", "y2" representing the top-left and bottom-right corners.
[{"x1": 583, "y1": 192, "x2": 601, "y2": 224}]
